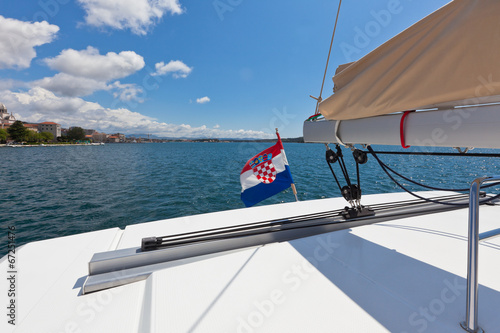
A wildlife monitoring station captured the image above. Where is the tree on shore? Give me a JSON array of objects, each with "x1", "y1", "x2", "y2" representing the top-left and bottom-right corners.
[
  {"x1": 66, "y1": 127, "x2": 86, "y2": 141},
  {"x1": 0, "y1": 128, "x2": 7, "y2": 143},
  {"x1": 22, "y1": 131, "x2": 54, "y2": 143},
  {"x1": 7, "y1": 121, "x2": 29, "y2": 142},
  {"x1": 26, "y1": 131, "x2": 41, "y2": 143},
  {"x1": 41, "y1": 131, "x2": 54, "y2": 142}
]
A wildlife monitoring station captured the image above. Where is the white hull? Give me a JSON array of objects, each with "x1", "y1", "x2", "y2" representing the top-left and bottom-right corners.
[
  {"x1": 304, "y1": 104, "x2": 500, "y2": 149},
  {"x1": 2, "y1": 191, "x2": 500, "y2": 332}
]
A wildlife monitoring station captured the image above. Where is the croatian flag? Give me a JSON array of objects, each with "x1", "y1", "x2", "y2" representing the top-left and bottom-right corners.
[{"x1": 240, "y1": 133, "x2": 294, "y2": 207}]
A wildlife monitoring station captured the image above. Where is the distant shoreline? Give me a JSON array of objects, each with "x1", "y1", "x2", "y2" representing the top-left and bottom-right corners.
[
  {"x1": 0, "y1": 137, "x2": 305, "y2": 147},
  {"x1": 0, "y1": 143, "x2": 105, "y2": 148}
]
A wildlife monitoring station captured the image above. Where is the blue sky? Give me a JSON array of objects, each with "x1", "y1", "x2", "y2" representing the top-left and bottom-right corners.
[{"x1": 0, "y1": 0, "x2": 450, "y2": 138}]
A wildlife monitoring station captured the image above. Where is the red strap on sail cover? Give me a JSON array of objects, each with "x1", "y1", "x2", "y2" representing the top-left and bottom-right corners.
[{"x1": 400, "y1": 111, "x2": 415, "y2": 148}]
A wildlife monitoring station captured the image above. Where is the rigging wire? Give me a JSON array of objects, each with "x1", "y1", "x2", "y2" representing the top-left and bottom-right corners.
[
  {"x1": 367, "y1": 151, "x2": 500, "y2": 158},
  {"x1": 314, "y1": 0, "x2": 343, "y2": 115},
  {"x1": 366, "y1": 146, "x2": 500, "y2": 206},
  {"x1": 366, "y1": 148, "x2": 500, "y2": 192},
  {"x1": 370, "y1": 153, "x2": 499, "y2": 192},
  {"x1": 326, "y1": 159, "x2": 343, "y2": 192},
  {"x1": 336, "y1": 145, "x2": 352, "y2": 186},
  {"x1": 325, "y1": 144, "x2": 368, "y2": 208},
  {"x1": 356, "y1": 161, "x2": 361, "y2": 194}
]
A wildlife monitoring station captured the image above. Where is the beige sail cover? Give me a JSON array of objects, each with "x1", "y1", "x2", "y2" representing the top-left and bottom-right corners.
[{"x1": 319, "y1": 0, "x2": 500, "y2": 120}]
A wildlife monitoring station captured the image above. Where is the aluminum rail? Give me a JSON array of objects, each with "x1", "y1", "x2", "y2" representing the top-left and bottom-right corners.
[
  {"x1": 461, "y1": 175, "x2": 500, "y2": 333},
  {"x1": 83, "y1": 194, "x2": 471, "y2": 294}
]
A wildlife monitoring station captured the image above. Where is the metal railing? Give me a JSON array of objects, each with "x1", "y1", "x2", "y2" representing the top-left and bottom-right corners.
[{"x1": 461, "y1": 175, "x2": 500, "y2": 333}]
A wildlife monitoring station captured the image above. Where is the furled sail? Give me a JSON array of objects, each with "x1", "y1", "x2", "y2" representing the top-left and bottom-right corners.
[{"x1": 318, "y1": 0, "x2": 500, "y2": 120}]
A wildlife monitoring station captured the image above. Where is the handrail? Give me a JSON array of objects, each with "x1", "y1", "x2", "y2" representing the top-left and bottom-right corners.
[
  {"x1": 461, "y1": 175, "x2": 500, "y2": 333},
  {"x1": 479, "y1": 227, "x2": 500, "y2": 241}
]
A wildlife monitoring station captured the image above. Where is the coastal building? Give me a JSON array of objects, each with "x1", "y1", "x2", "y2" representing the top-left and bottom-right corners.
[
  {"x1": 111, "y1": 133, "x2": 126, "y2": 142},
  {"x1": 84, "y1": 128, "x2": 96, "y2": 136},
  {"x1": 107, "y1": 135, "x2": 119, "y2": 143},
  {"x1": 38, "y1": 122, "x2": 61, "y2": 141},
  {"x1": 24, "y1": 123, "x2": 40, "y2": 132},
  {"x1": 0, "y1": 103, "x2": 16, "y2": 129},
  {"x1": 92, "y1": 132, "x2": 108, "y2": 143}
]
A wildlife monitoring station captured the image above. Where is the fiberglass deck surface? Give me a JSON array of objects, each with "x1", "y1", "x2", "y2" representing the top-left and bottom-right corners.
[{"x1": 2, "y1": 191, "x2": 500, "y2": 333}]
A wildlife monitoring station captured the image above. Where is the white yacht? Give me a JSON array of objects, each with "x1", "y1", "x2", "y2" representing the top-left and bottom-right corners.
[{"x1": 2, "y1": 1, "x2": 500, "y2": 332}]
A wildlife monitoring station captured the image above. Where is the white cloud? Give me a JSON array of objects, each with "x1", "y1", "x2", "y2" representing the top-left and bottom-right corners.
[
  {"x1": 213, "y1": 124, "x2": 220, "y2": 129},
  {"x1": 0, "y1": 79, "x2": 29, "y2": 91},
  {"x1": 0, "y1": 16, "x2": 59, "y2": 69},
  {"x1": 196, "y1": 96, "x2": 210, "y2": 104},
  {"x1": 0, "y1": 87, "x2": 273, "y2": 139},
  {"x1": 34, "y1": 73, "x2": 109, "y2": 97},
  {"x1": 32, "y1": 74, "x2": 144, "y2": 102},
  {"x1": 44, "y1": 46, "x2": 145, "y2": 81},
  {"x1": 152, "y1": 60, "x2": 192, "y2": 78},
  {"x1": 35, "y1": 47, "x2": 145, "y2": 101},
  {"x1": 109, "y1": 81, "x2": 144, "y2": 102},
  {"x1": 77, "y1": 0, "x2": 183, "y2": 35}
]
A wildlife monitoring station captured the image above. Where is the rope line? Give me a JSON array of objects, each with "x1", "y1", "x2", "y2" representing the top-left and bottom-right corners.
[
  {"x1": 365, "y1": 148, "x2": 500, "y2": 192},
  {"x1": 147, "y1": 193, "x2": 476, "y2": 251},
  {"x1": 315, "y1": 0, "x2": 343, "y2": 115},
  {"x1": 366, "y1": 146, "x2": 500, "y2": 206},
  {"x1": 326, "y1": 159, "x2": 343, "y2": 192},
  {"x1": 367, "y1": 151, "x2": 500, "y2": 157}
]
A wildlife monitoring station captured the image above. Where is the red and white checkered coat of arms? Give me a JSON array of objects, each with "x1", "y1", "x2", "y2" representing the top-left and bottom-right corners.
[{"x1": 253, "y1": 160, "x2": 277, "y2": 184}]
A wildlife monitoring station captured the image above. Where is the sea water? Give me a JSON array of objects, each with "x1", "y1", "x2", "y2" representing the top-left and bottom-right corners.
[{"x1": 1, "y1": 142, "x2": 499, "y2": 255}]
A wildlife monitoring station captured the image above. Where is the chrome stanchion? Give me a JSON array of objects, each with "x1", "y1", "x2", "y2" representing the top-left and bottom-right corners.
[{"x1": 461, "y1": 175, "x2": 500, "y2": 333}]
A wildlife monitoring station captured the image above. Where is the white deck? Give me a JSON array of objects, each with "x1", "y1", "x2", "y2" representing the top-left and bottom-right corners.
[{"x1": 2, "y1": 191, "x2": 500, "y2": 333}]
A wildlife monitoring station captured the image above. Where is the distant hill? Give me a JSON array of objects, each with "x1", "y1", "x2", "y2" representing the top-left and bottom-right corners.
[
  {"x1": 126, "y1": 133, "x2": 304, "y2": 143},
  {"x1": 233, "y1": 137, "x2": 304, "y2": 143}
]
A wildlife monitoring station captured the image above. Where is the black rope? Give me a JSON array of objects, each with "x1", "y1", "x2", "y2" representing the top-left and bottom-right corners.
[
  {"x1": 356, "y1": 161, "x2": 361, "y2": 194},
  {"x1": 326, "y1": 145, "x2": 359, "y2": 202},
  {"x1": 367, "y1": 146, "x2": 500, "y2": 206},
  {"x1": 365, "y1": 148, "x2": 500, "y2": 192},
  {"x1": 368, "y1": 151, "x2": 500, "y2": 158},
  {"x1": 336, "y1": 145, "x2": 360, "y2": 202},
  {"x1": 146, "y1": 193, "x2": 474, "y2": 250},
  {"x1": 326, "y1": 158, "x2": 343, "y2": 192},
  {"x1": 336, "y1": 145, "x2": 351, "y2": 186}
]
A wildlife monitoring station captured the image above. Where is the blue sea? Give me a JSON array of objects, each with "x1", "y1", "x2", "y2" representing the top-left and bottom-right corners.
[{"x1": 1, "y1": 142, "x2": 499, "y2": 256}]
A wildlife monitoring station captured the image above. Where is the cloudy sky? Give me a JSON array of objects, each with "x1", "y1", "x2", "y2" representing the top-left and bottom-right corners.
[{"x1": 0, "y1": 0, "x2": 449, "y2": 138}]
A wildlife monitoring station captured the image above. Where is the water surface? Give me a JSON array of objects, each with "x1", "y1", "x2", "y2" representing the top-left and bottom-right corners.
[{"x1": 1, "y1": 142, "x2": 499, "y2": 255}]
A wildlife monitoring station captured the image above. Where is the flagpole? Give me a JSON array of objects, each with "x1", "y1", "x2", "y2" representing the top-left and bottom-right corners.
[
  {"x1": 291, "y1": 183, "x2": 299, "y2": 202},
  {"x1": 276, "y1": 128, "x2": 299, "y2": 202}
]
